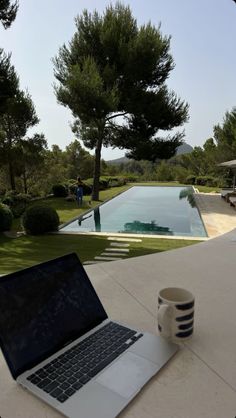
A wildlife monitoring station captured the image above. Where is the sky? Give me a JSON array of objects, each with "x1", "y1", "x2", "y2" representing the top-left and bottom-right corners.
[{"x1": 0, "y1": 0, "x2": 236, "y2": 160}]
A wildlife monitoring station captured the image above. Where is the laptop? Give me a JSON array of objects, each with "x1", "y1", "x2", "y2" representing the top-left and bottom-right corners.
[{"x1": 0, "y1": 253, "x2": 178, "y2": 418}]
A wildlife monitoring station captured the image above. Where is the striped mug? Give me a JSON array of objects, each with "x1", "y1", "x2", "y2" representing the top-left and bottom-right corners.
[{"x1": 157, "y1": 287, "x2": 194, "y2": 342}]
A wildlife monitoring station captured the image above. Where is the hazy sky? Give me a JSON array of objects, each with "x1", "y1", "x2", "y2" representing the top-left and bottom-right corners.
[{"x1": 1, "y1": 0, "x2": 236, "y2": 160}]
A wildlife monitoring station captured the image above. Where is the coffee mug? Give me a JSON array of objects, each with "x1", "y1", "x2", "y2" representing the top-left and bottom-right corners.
[{"x1": 157, "y1": 287, "x2": 194, "y2": 342}]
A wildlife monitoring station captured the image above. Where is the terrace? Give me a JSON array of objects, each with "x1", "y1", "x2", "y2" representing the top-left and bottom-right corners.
[{"x1": 0, "y1": 191, "x2": 236, "y2": 417}]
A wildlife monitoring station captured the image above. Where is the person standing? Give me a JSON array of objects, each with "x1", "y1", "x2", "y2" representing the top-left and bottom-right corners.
[{"x1": 76, "y1": 177, "x2": 84, "y2": 206}]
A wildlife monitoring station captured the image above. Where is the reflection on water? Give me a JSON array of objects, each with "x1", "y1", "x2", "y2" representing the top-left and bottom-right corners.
[
  {"x1": 78, "y1": 208, "x2": 101, "y2": 231},
  {"x1": 78, "y1": 214, "x2": 92, "y2": 226},
  {"x1": 94, "y1": 207, "x2": 101, "y2": 232},
  {"x1": 179, "y1": 188, "x2": 196, "y2": 208},
  {"x1": 122, "y1": 220, "x2": 173, "y2": 235}
]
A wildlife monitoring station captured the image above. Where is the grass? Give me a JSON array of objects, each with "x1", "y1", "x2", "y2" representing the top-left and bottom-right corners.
[
  {"x1": 194, "y1": 185, "x2": 220, "y2": 193},
  {"x1": 0, "y1": 234, "x2": 198, "y2": 275},
  {"x1": 1, "y1": 182, "x2": 208, "y2": 274}
]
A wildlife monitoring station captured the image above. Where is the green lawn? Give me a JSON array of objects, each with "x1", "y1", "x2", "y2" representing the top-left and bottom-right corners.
[
  {"x1": 0, "y1": 234, "x2": 198, "y2": 274},
  {"x1": 1, "y1": 182, "x2": 208, "y2": 274}
]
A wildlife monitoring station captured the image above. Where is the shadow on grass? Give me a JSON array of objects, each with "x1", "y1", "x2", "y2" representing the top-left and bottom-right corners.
[{"x1": 0, "y1": 234, "x2": 108, "y2": 274}]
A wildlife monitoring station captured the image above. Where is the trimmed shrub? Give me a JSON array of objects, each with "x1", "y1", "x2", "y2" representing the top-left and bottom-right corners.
[
  {"x1": 52, "y1": 184, "x2": 68, "y2": 197},
  {"x1": 69, "y1": 182, "x2": 92, "y2": 196},
  {"x1": 222, "y1": 177, "x2": 234, "y2": 188},
  {"x1": 68, "y1": 184, "x2": 77, "y2": 195},
  {"x1": 122, "y1": 174, "x2": 139, "y2": 182},
  {"x1": 99, "y1": 177, "x2": 110, "y2": 189},
  {"x1": 22, "y1": 205, "x2": 60, "y2": 235},
  {"x1": 0, "y1": 203, "x2": 13, "y2": 232},
  {"x1": 2, "y1": 192, "x2": 31, "y2": 218},
  {"x1": 185, "y1": 175, "x2": 196, "y2": 185},
  {"x1": 195, "y1": 176, "x2": 218, "y2": 187},
  {"x1": 85, "y1": 178, "x2": 106, "y2": 191},
  {"x1": 107, "y1": 176, "x2": 127, "y2": 187}
]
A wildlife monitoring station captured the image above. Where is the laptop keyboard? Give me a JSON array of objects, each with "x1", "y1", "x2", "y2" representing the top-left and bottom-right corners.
[{"x1": 27, "y1": 322, "x2": 143, "y2": 403}]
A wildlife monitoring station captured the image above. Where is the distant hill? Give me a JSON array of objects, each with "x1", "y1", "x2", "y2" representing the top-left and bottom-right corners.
[
  {"x1": 176, "y1": 143, "x2": 193, "y2": 155},
  {"x1": 107, "y1": 156, "x2": 130, "y2": 165},
  {"x1": 106, "y1": 143, "x2": 193, "y2": 165}
]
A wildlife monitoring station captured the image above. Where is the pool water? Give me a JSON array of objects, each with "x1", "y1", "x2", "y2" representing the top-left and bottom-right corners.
[{"x1": 60, "y1": 186, "x2": 207, "y2": 237}]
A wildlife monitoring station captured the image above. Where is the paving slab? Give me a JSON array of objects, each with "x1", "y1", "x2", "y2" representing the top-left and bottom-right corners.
[
  {"x1": 105, "y1": 247, "x2": 130, "y2": 252},
  {"x1": 195, "y1": 193, "x2": 236, "y2": 237},
  {"x1": 86, "y1": 229, "x2": 236, "y2": 393},
  {"x1": 101, "y1": 252, "x2": 128, "y2": 257},
  {"x1": 94, "y1": 256, "x2": 123, "y2": 261},
  {"x1": 107, "y1": 237, "x2": 142, "y2": 242},
  {"x1": 110, "y1": 242, "x2": 130, "y2": 247}
]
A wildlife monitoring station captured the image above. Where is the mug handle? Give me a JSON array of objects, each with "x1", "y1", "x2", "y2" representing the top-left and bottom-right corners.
[{"x1": 158, "y1": 304, "x2": 173, "y2": 337}]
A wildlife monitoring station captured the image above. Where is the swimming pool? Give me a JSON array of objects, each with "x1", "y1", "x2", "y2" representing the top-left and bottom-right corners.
[{"x1": 60, "y1": 186, "x2": 207, "y2": 237}]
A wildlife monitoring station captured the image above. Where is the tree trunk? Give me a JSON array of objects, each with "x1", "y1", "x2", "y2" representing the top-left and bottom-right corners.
[
  {"x1": 92, "y1": 136, "x2": 103, "y2": 201},
  {"x1": 22, "y1": 167, "x2": 27, "y2": 194},
  {"x1": 6, "y1": 120, "x2": 16, "y2": 190},
  {"x1": 8, "y1": 159, "x2": 15, "y2": 190}
]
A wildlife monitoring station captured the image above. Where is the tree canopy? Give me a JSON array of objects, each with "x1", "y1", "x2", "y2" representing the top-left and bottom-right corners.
[
  {"x1": 0, "y1": 0, "x2": 19, "y2": 110},
  {"x1": 0, "y1": 89, "x2": 39, "y2": 189},
  {"x1": 0, "y1": 49, "x2": 18, "y2": 111},
  {"x1": 54, "y1": 2, "x2": 188, "y2": 199},
  {"x1": 213, "y1": 107, "x2": 236, "y2": 161},
  {"x1": 0, "y1": 0, "x2": 18, "y2": 28}
]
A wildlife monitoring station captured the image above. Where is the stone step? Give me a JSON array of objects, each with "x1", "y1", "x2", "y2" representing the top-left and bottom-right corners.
[
  {"x1": 94, "y1": 256, "x2": 122, "y2": 261},
  {"x1": 101, "y1": 252, "x2": 128, "y2": 257},
  {"x1": 107, "y1": 237, "x2": 142, "y2": 242},
  {"x1": 105, "y1": 247, "x2": 129, "y2": 253},
  {"x1": 110, "y1": 242, "x2": 130, "y2": 247},
  {"x1": 83, "y1": 260, "x2": 104, "y2": 265}
]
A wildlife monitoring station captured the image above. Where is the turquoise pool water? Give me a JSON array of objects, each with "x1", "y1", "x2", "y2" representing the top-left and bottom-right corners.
[{"x1": 60, "y1": 186, "x2": 207, "y2": 237}]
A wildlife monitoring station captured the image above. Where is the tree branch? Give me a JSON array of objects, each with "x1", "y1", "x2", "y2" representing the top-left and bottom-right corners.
[{"x1": 105, "y1": 112, "x2": 128, "y2": 122}]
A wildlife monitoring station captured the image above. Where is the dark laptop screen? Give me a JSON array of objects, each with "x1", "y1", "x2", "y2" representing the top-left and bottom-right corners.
[{"x1": 0, "y1": 253, "x2": 108, "y2": 379}]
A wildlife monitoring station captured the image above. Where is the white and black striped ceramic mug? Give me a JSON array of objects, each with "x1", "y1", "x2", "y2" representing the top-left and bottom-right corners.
[{"x1": 157, "y1": 287, "x2": 194, "y2": 342}]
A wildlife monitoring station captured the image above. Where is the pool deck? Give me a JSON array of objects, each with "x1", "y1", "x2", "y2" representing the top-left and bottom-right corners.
[
  {"x1": 1, "y1": 192, "x2": 236, "y2": 417},
  {"x1": 195, "y1": 192, "x2": 236, "y2": 237}
]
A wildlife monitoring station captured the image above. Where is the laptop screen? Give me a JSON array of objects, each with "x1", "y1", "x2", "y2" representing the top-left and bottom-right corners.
[{"x1": 0, "y1": 253, "x2": 108, "y2": 379}]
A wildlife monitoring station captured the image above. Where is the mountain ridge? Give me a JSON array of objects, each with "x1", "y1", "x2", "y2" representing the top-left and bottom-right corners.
[{"x1": 106, "y1": 143, "x2": 193, "y2": 164}]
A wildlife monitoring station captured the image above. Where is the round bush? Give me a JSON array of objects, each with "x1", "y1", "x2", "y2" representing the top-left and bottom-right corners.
[
  {"x1": 0, "y1": 203, "x2": 13, "y2": 232},
  {"x1": 52, "y1": 184, "x2": 68, "y2": 197},
  {"x1": 2, "y1": 192, "x2": 31, "y2": 218},
  {"x1": 22, "y1": 205, "x2": 59, "y2": 235}
]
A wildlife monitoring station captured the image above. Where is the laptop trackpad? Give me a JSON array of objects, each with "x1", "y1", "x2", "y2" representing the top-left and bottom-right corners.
[{"x1": 96, "y1": 352, "x2": 156, "y2": 399}]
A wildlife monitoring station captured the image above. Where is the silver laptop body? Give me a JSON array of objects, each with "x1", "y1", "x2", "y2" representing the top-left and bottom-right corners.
[{"x1": 0, "y1": 253, "x2": 178, "y2": 418}]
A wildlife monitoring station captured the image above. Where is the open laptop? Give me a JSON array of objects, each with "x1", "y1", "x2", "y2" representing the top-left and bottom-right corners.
[{"x1": 0, "y1": 253, "x2": 178, "y2": 418}]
